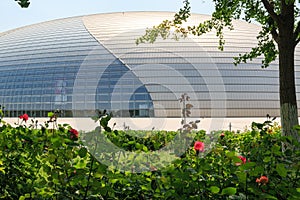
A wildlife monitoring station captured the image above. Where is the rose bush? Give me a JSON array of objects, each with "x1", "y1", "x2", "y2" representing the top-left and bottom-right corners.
[
  {"x1": 0, "y1": 117, "x2": 299, "y2": 199},
  {"x1": 256, "y1": 175, "x2": 269, "y2": 185},
  {"x1": 69, "y1": 128, "x2": 79, "y2": 139},
  {"x1": 19, "y1": 113, "x2": 29, "y2": 123},
  {"x1": 194, "y1": 141, "x2": 205, "y2": 152},
  {"x1": 235, "y1": 155, "x2": 247, "y2": 166}
]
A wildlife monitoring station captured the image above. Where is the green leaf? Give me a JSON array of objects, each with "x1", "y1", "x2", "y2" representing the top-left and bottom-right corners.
[
  {"x1": 0, "y1": 167, "x2": 5, "y2": 174},
  {"x1": 210, "y1": 186, "x2": 220, "y2": 194},
  {"x1": 271, "y1": 145, "x2": 281, "y2": 156},
  {"x1": 50, "y1": 136, "x2": 61, "y2": 148},
  {"x1": 236, "y1": 172, "x2": 247, "y2": 184},
  {"x1": 260, "y1": 193, "x2": 279, "y2": 199},
  {"x1": 232, "y1": 156, "x2": 242, "y2": 163},
  {"x1": 17, "y1": 0, "x2": 30, "y2": 8},
  {"x1": 135, "y1": 143, "x2": 141, "y2": 149},
  {"x1": 276, "y1": 163, "x2": 287, "y2": 177},
  {"x1": 252, "y1": 166, "x2": 264, "y2": 176},
  {"x1": 47, "y1": 112, "x2": 54, "y2": 117},
  {"x1": 263, "y1": 156, "x2": 271, "y2": 163},
  {"x1": 128, "y1": 141, "x2": 135, "y2": 145},
  {"x1": 226, "y1": 151, "x2": 236, "y2": 158},
  {"x1": 240, "y1": 162, "x2": 256, "y2": 171},
  {"x1": 74, "y1": 157, "x2": 88, "y2": 169},
  {"x1": 221, "y1": 187, "x2": 237, "y2": 195},
  {"x1": 78, "y1": 147, "x2": 88, "y2": 158},
  {"x1": 38, "y1": 166, "x2": 49, "y2": 181},
  {"x1": 142, "y1": 145, "x2": 148, "y2": 152},
  {"x1": 110, "y1": 179, "x2": 119, "y2": 184},
  {"x1": 91, "y1": 115, "x2": 99, "y2": 122},
  {"x1": 141, "y1": 185, "x2": 149, "y2": 190},
  {"x1": 104, "y1": 126, "x2": 112, "y2": 132}
]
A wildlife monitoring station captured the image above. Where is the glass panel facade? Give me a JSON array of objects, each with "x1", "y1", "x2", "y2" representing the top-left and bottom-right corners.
[
  {"x1": 95, "y1": 59, "x2": 153, "y2": 117},
  {"x1": 0, "y1": 16, "x2": 153, "y2": 117},
  {"x1": 1, "y1": 12, "x2": 300, "y2": 118}
]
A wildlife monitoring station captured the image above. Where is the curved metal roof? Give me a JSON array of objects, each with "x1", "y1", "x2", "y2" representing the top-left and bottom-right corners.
[{"x1": 0, "y1": 12, "x2": 298, "y2": 118}]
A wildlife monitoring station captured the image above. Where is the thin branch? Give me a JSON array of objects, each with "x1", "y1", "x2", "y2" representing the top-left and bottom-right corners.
[
  {"x1": 261, "y1": 0, "x2": 281, "y2": 23},
  {"x1": 294, "y1": 21, "x2": 300, "y2": 46},
  {"x1": 270, "y1": 27, "x2": 279, "y2": 43},
  {"x1": 295, "y1": 21, "x2": 300, "y2": 36},
  {"x1": 295, "y1": 38, "x2": 300, "y2": 46},
  {"x1": 267, "y1": 16, "x2": 279, "y2": 43},
  {"x1": 271, "y1": 27, "x2": 279, "y2": 44}
]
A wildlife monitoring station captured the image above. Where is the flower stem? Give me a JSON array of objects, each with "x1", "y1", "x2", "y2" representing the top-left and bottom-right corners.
[{"x1": 84, "y1": 126, "x2": 100, "y2": 199}]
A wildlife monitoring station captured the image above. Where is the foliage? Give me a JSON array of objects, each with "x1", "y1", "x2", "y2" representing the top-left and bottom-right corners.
[
  {"x1": 137, "y1": 0, "x2": 300, "y2": 68},
  {"x1": 0, "y1": 116, "x2": 299, "y2": 199},
  {"x1": 15, "y1": 0, "x2": 30, "y2": 8}
]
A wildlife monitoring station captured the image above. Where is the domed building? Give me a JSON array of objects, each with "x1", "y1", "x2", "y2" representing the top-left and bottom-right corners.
[{"x1": 0, "y1": 12, "x2": 299, "y2": 125}]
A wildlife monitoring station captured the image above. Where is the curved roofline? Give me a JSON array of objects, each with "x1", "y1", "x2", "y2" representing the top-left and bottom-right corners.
[{"x1": 0, "y1": 11, "x2": 213, "y2": 36}]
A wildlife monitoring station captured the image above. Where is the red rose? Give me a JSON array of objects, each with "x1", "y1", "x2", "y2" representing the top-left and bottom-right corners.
[
  {"x1": 256, "y1": 176, "x2": 269, "y2": 185},
  {"x1": 220, "y1": 132, "x2": 225, "y2": 138},
  {"x1": 236, "y1": 155, "x2": 247, "y2": 166},
  {"x1": 194, "y1": 141, "x2": 205, "y2": 152},
  {"x1": 239, "y1": 155, "x2": 247, "y2": 164},
  {"x1": 69, "y1": 128, "x2": 79, "y2": 139},
  {"x1": 19, "y1": 113, "x2": 29, "y2": 122}
]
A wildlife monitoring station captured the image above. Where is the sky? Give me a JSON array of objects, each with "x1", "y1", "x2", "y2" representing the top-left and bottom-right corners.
[{"x1": 1, "y1": 0, "x2": 214, "y2": 33}]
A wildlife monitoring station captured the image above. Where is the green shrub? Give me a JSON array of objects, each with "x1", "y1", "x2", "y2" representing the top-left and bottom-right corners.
[{"x1": 0, "y1": 117, "x2": 299, "y2": 199}]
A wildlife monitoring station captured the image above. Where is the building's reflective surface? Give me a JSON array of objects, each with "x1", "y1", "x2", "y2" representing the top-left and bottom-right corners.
[{"x1": 0, "y1": 12, "x2": 299, "y2": 118}]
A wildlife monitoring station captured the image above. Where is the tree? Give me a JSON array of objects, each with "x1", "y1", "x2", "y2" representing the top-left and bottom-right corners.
[
  {"x1": 137, "y1": 0, "x2": 300, "y2": 142},
  {"x1": 15, "y1": 0, "x2": 30, "y2": 8}
]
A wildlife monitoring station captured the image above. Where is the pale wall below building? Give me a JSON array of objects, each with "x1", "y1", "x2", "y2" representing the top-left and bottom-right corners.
[{"x1": 2, "y1": 117, "x2": 280, "y2": 133}]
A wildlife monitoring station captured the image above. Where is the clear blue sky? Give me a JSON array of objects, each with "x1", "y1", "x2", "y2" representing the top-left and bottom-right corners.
[{"x1": 0, "y1": 0, "x2": 214, "y2": 32}]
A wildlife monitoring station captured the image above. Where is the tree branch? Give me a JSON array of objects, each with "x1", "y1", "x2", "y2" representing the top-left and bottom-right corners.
[
  {"x1": 294, "y1": 21, "x2": 300, "y2": 46},
  {"x1": 271, "y1": 27, "x2": 279, "y2": 43},
  {"x1": 295, "y1": 38, "x2": 300, "y2": 46},
  {"x1": 267, "y1": 16, "x2": 279, "y2": 43},
  {"x1": 261, "y1": 0, "x2": 281, "y2": 23}
]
